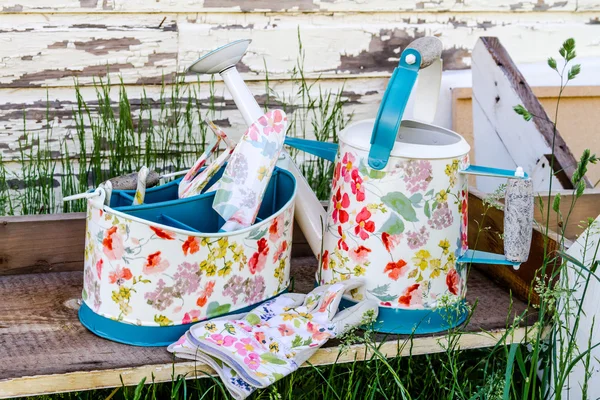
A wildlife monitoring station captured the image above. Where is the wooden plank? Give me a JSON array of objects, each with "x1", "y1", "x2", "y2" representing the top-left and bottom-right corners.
[
  {"x1": 0, "y1": 212, "x2": 86, "y2": 275},
  {"x1": 2, "y1": 13, "x2": 600, "y2": 88},
  {"x1": 471, "y1": 37, "x2": 591, "y2": 193},
  {"x1": 0, "y1": 0, "x2": 579, "y2": 14},
  {"x1": 452, "y1": 86, "x2": 600, "y2": 187},
  {"x1": 0, "y1": 256, "x2": 537, "y2": 398}
]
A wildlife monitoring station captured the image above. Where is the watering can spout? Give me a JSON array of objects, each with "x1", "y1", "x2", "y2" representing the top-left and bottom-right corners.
[{"x1": 277, "y1": 152, "x2": 328, "y2": 258}]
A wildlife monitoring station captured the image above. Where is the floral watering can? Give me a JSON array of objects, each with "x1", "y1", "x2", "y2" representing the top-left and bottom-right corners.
[{"x1": 281, "y1": 37, "x2": 534, "y2": 334}]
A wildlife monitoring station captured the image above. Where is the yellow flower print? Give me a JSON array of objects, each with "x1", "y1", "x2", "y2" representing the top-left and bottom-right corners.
[
  {"x1": 269, "y1": 342, "x2": 280, "y2": 353},
  {"x1": 257, "y1": 166, "x2": 268, "y2": 181},
  {"x1": 205, "y1": 263, "x2": 217, "y2": 277},
  {"x1": 412, "y1": 249, "x2": 431, "y2": 271},
  {"x1": 201, "y1": 237, "x2": 210, "y2": 247},
  {"x1": 436, "y1": 189, "x2": 448, "y2": 203},
  {"x1": 438, "y1": 239, "x2": 451, "y2": 255},
  {"x1": 430, "y1": 258, "x2": 441, "y2": 269},
  {"x1": 154, "y1": 314, "x2": 173, "y2": 326},
  {"x1": 445, "y1": 253, "x2": 456, "y2": 270},
  {"x1": 353, "y1": 265, "x2": 366, "y2": 276},
  {"x1": 298, "y1": 312, "x2": 313, "y2": 320},
  {"x1": 205, "y1": 322, "x2": 217, "y2": 332},
  {"x1": 282, "y1": 313, "x2": 295, "y2": 321},
  {"x1": 218, "y1": 261, "x2": 232, "y2": 277}
]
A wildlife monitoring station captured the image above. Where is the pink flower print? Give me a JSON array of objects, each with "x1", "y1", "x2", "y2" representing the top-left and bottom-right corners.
[
  {"x1": 143, "y1": 251, "x2": 170, "y2": 275},
  {"x1": 333, "y1": 162, "x2": 342, "y2": 184},
  {"x1": 248, "y1": 124, "x2": 260, "y2": 141},
  {"x1": 461, "y1": 230, "x2": 468, "y2": 252},
  {"x1": 341, "y1": 153, "x2": 355, "y2": 182},
  {"x1": 354, "y1": 207, "x2": 375, "y2": 240},
  {"x1": 307, "y1": 321, "x2": 330, "y2": 341},
  {"x1": 108, "y1": 266, "x2": 133, "y2": 285},
  {"x1": 235, "y1": 321, "x2": 253, "y2": 332},
  {"x1": 337, "y1": 226, "x2": 349, "y2": 251},
  {"x1": 235, "y1": 338, "x2": 255, "y2": 356},
  {"x1": 428, "y1": 202, "x2": 454, "y2": 230},
  {"x1": 174, "y1": 335, "x2": 187, "y2": 346},
  {"x1": 403, "y1": 160, "x2": 433, "y2": 193},
  {"x1": 382, "y1": 232, "x2": 402, "y2": 252},
  {"x1": 406, "y1": 226, "x2": 430, "y2": 250},
  {"x1": 332, "y1": 188, "x2": 350, "y2": 224},
  {"x1": 249, "y1": 238, "x2": 269, "y2": 274},
  {"x1": 95, "y1": 259, "x2": 103, "y2": 280},
  {"x1": 254, "y1": 331, "x2": 267, "y2": 345},
  {"x1": 269, "y1": 215, "x2": 283, "y2": 242},
  {"x1": 350, "y1": 169, "x2": 366, "y2": 202},
  {"x1": 258, "y1": 110, "x2": 286, "y2": 136},
  {"x1": 398, "y1": 284, "x2": 422, "y2": 307},
  {"x1": 272, "y1": 241, "x2": 288, "y2": 263},
  {"x1": 244, "y1": 353, "x2": 261, "y2": 370},
  {"x1": 182, "y1": 310, "x2": 201, "y2": 324},
  {"x1": 209, "y1": 333, "x2": 237, "y2": 347},
  {"x1": 102, "y1": 226, "x2": 125, "y2": 261},
  {"x1": 349, "y1": 245, "x2": 371, "y2": 263},
  {"x1": 277, "y1": 324, "x2": 294, "y2": 336},
  {"x1": 318, "y1": 291, "x2": 337, "y2": 313}
]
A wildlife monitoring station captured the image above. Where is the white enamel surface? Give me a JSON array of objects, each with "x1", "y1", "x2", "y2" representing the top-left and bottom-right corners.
[
  {"x1": 221, "y1": 67, "x2": 263, "y2": 126},
  {"x1": 341, "y1": 119, "x2": 471, "y2": 161}
]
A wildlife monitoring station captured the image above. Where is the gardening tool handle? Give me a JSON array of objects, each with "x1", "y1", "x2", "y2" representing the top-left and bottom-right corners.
[{"x1": 368, "y1": 37, "x2": 443, "y2": 170}]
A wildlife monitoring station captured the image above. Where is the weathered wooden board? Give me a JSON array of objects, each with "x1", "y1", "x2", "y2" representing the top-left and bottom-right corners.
[
  {"x1": 0, "y1": 78, "x2": 386, "y2": 162},
  {"x1": 452, "y1": 86, "x2": 600, "y2": 188},
  {"x1": 0, "y1": 256, "x2": 538, "y2": 398},
  {"x1": 1, "y1": 13, "x2": 600, "y2": 88},
  {"x1": 471, "y1": 36, "x2": 591, "y2": 193},
  {"x1": 0, "y1": 0, "x2": 583, "y2": 14}
]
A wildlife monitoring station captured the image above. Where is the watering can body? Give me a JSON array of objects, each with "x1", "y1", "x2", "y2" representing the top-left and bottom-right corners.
[{"x1": 284, "y1": 37, "x2": 530, "y2": 334}]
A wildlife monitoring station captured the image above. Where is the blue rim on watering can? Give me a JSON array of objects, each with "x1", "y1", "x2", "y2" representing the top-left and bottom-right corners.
[
  {"x1": 368, "y1": 48, "x2": 422, "y2": 171},
  {"x1": 79, "y1": 288, "x2": 289, "y2": 346}
]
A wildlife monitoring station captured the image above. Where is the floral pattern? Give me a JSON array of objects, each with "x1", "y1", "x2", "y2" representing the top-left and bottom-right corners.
[
  {"x1": 81, "y1": 195, "x2": 294, "y2": 327},
  {"x1": 320, "y1": 149, "x2": 470, "y2": 310}
]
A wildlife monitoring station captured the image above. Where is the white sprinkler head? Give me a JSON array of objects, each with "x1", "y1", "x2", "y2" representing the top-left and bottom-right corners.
[{"x1": 188, "y1": 39, "x2": 252, "y2": 75}]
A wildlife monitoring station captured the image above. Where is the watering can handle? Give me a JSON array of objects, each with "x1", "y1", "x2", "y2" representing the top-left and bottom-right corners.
[{"x1": 368, "y1": 37, "x2": 443, "y2": 170}]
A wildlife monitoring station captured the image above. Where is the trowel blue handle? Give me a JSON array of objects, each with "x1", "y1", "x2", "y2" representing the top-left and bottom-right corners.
[
  {"x1": 368, "y1": 48, "x2": 421, "y2": 170},
  {"x1": 284, "y1": 137, "x2": 338, "y2": 163}
]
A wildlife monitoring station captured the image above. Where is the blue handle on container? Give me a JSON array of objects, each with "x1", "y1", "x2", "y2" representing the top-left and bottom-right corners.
[
  {"x1": 284, "y1": 137, "x2": 339, "y2": 162},
  {"x1": 368, "y1": 49, "x2": 421, "y2": 170}
]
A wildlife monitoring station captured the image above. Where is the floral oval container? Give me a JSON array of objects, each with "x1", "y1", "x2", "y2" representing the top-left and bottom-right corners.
[
  {"x1": 318, "y1": 119, "x2": 471, "y2": 334},
  {"x1": 80, "y1": 167, "x2": 296, "y2": 346}
]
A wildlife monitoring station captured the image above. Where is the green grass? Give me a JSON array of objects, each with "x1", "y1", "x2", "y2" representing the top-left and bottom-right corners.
[{"x1": 2, "y1": 37, "x2": 600, "y2": 400}]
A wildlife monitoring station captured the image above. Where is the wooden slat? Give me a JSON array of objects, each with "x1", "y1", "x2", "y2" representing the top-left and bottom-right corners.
[
  {"x1": 2, "y1": 13, "x2": 600, "y2": 88},
  {"x1": 0, "y1": 0, "x2": 580, "y2": 14},
  {"x1": 0, "y1": 212, "x2": 86, "y2": 275},
  {"x1": 0, "y1": 257, "x2": 536, "y2": 398}
]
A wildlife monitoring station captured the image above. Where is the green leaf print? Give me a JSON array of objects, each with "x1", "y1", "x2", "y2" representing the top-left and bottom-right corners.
[
  {"x1": 246, "y1": 313, "x2": 261, "y2": 325},
  {"x1": 359, "y1": 160, "x2": 386, "y2": 180},
  {"x1": 381, "y1": 192, "x2": 418, "y2": 222},
  {"x1": 260, "y1": 352, "x2": 287, "y2": 365},
  {"x1": 368, "y1": 284, "x2": 398, "y2": 302},
  {"x1": 409, "y1": 193, "x2": 423, "y2": 204},
  {"x1": 247, "y1": 226, "x2": 268, "y2": 240},
  {"x1": 424, "y1": 201, "x2": 431, "y2": 218},
  {"x1": 379, "y1": 213, "x2": 405, "y2": 235},
  {"x1": 206, "y1": 301, "x2": 232, "y2": 318}
]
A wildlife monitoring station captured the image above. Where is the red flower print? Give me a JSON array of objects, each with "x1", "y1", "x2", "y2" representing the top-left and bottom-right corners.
[
  {"x1": 332, "y1": 188, "x2": 350, "y2": 224},
  {"x1": 102, "y1": 226, "x2": 125, "y2": 261},
  {"x1": 398, "y1": 284, "x2": 421, "y2": 306},
  {"x1": 380, "y1": 301, "x2": 392, "y2": 307},
  {"x1": 307, "y1": 321, "x2": 330, "y2": 341},
  {"x1": 109, "y1": 266, "x2": 133, "y2": 285},
  {"x1": 354, "y1": 207, "x2": 375, "y2": 240},
  {"x1": 95, "y1": 259, "x2": 103, "y2": 280},
  {"x1": 277, "y1": 324, "x2": 294, "y2": 336},
  {"x1": 318, "y1": 291, "x2": 337, "y2": 313},
  {"x1": 446, "y1": 268, "x2": 460, "y2": 295},
  {"x1": 269, "y1": 215, "x2": 283, "y2": 242},
  {"x1": 143, "y1": 251, "x2": 170, "y2": 274},
  {"x1": 349, "y1": 245, "x2": 371, "y2": 263},
  {"x1": 150, "y1": 226, "x2": 175, "y2": 240},
  {"x1": 333, "y1": 162, "x2": 341, "y2": 184},
  {"x1": 384, "y1": 259, "x2": 408, "y2": 281},
  {"x1": 196, "y1": 281, "x2": 216, "y2": 307},
  {"x1": 337, "y1": 226, "x2": 349, "y2": 251},
  {"x1": 321, "y1": 250, "x2": 330, "y2": 270},
  {"x1": 382, "y1": 232, "x2": 402, "y2": 252},
  {"x1": 254, "y1": 331, "x2": 267, "y2": 344},
  {"x1": 341, "y1": 152, "x2": 355, "y2": 182},
  {"x1": 182, "y1": 236, "x2": 200, "y2": 255},
  {"x1": 249, "y1": 238, "x2": 269, "y2": 274},
  {"x1": 350, "y1": 169, "x2": 366, "y2": 201}
]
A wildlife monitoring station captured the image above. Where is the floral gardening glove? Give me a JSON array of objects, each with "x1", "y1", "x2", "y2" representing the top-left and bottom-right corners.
[{"x1": 168, "y1": 279, "x2": 378, "y2": 399}]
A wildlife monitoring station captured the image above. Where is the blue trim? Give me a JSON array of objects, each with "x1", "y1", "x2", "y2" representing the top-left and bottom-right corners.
[
  {"x1": 458, "y1": 249, "x2": 521, "y2": 267},
  {"x1": 461, "y1": 165, "x2": 529, "y2": 179},
  {"x1": 284, "y1": 137, "x2": 339, "y2": 163},
  {"x1": 340, "y1": 298, "x2": 469, "y2": 334},
  {"x1": 368, "y1": 49, "x2": 421, "y2": 170},
  {"x1": 79, "y1": 288, "x2": 289, "y2": 346}
]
